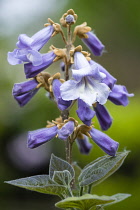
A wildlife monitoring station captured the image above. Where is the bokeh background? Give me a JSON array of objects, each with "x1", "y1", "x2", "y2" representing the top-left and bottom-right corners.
[{"x1": 0, "y1": 0, "x2": 140, "y2": 209}]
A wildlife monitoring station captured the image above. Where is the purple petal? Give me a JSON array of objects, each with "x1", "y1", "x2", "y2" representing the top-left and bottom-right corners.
[
  {"x1": 74, "y1": 52, "x2": 90, "y2": 69},
  {"x1": 76, "y1": 135, "x2": 92, "y2": 155},
  {"x1": 24, "y1": 51, "x2": 56, "y2": 78},
  {"x1": 28, "y1": 126, "x2": 58, "y2": 148},
  {"x1": 16, "y1": 34, "x2": 33, "y2": 48},
  {"x1": 31, "y1": 25, "x2": 54, "y2": 51},
  {"x1": 82, "y1": 32, "x2": 105, "y2": 56},
  {"x1": 52, "y1": 79, "x2": 72, "y2": 110},
  {"x1": 89, "y1": 60, "x2": 117, "y2": 89},
  {"x1": 57, "y1": 121, "x2": 75, "y2": 140},
  {"x1": 27, "y1": 50, "x2": 43, "y2": 66},
  {"x1": 77, "y1": 99, "x2": 95, "y2": 126},
  {"x1": 89, "y1": 128, "x2": 119, "y2": 156},
  {"x1": 108, "y1": 85, "x2": 134, "y2": 106},
  {"x1": 7, "y1": 50, "x2": 23, "y2": 65},
  {"x1": 93, "y1": 103, "x2": 112, "y2": 131},
  {"x1": 12, "y1": 79, "x2": 39, "y2": 106}
]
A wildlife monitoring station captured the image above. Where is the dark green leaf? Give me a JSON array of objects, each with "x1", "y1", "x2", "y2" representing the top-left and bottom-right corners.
[
  {"x1": 49, "y1": 154, "x2": 75, "y2": 179},
  {"x1": 5, "y1": 175, "x2": 67, "y2": 197},
  {"x1": 78, "y1": 151, "x2": 130, "y2": 187},
  {"x1": 55, "y1": 194, "x2": 115, "y2": 210},
  {"x1": 52, "y1": 170, "x2": 73, "y2": 186}
]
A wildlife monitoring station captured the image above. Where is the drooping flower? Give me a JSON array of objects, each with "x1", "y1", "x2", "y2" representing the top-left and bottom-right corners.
[
  {"x1": 89, "y1": 128, "x2": 119, "y2": 156},
  {"x1": 8, "y1": 25, "x2": 54, "y2": 66},
  {"x1": 76, "y1": 99, "x2": 95, "y2": 126},
  {"x1": 82, "y1": 31, "x2": 105, "y2": 56},
  {"x1": 28, "y1": 119, "x2": 75, "y2": 148},
  {"x1": 93, "y1": 103, "x2": 113, "y2": 131},
  {"x1": 24, "y1": 51, "x2": 56, "y2": 78},
  {"x1": 108, "y1": 84, "x2": 134, "y2": 106},
  {"x1": 12, "y1": 79, "x2": 39, "y2": 107},
  {"x1": 89, "y1": 60, "x2": 117, "y2": 89},
  {"x1": 52, "y1": 79, "x2": 72, "y2": 110},
  {"x1": 60, "y1": 52, "x2": 110, "y2": 106},
  {"x1": 76, "y1": 134, "x2": 92, "y2": 155}
]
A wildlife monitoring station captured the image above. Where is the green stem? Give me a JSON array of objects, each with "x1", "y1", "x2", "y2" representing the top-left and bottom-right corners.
[{"x1": 88, "y1": 184, "x2": 92, "y2": 194}]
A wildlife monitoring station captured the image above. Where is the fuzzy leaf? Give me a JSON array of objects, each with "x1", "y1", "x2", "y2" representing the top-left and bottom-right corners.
[
  {"x1": 102, "y1": 193, "x2": 131, "y2": 207},
  {"x1": 5, "y1": 175, "x2": 67, "y2": 197},
  {"x1": 52, "y1": 170, "x2": 73, "y2": 186},
  {"x1": 55, "y1": 194, "x2": 115, "y2": 210},
  {"x1": 49, "y1": 154, "x2": 75, "y2": 179},
  {"x1": 78, "y1": 151, "x2": 129, "y2": 187}
]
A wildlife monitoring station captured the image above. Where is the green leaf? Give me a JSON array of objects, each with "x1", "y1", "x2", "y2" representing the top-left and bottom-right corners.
[
  {"x1": 52, "y1": 170, "x2": 73, "y2": 186},
  {"x1": 78, "y1": 151, "x2": 129, "y2": 187},
  {"x1": 102, "y1": 193, "x2": 131, "y2": 207},
  {"x1": 5, "y1": 175, "x2": 67, "y2": 197},
  {"x1": 49, "y1": 154, "x2": 75, "y2": 179},
  {"x1": 55, "y1": 194, "x2": 115, "y2": 210}
]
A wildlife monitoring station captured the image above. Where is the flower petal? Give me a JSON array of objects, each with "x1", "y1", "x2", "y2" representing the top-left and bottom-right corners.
[
  {"x1": 93, "y1": 103, "x2": 112, "y2": 131},
  {"x1": 89, "y1": 128, "x2": 119, "y2": 156},
  {"x1": 57, "y1": 121, "x2": 75, "y2": 140},
  {"x1": 28, "y1": 126, "x2": 58, "y2": 148},
  {"x1": 74, "y1": 52, "x2": 90, "y2": 69},
  {"x1": 82, "y1": 32, "x2": 105, "y2": 56},
  {"x1": 76, "y1": 135, "x2": 92, "y2": 155},
  {"x1": 27, "y1": 50, "x2": 43, "y2": 66},
  {"x1": 108, "y1": 85, "x2": 134, "y2": 106},
  {"x1": 7, "y1": 50, "x2": 23, "y2": 65},
  {"x1": 16, "y1": 34, "x2": 33, "y2": 48},
  {"x1": 24, "y1": 51, "x2": 56, "y2": 78},
  {"x1": 77, "y1": 99, "x2": 95, "y2": 126}
]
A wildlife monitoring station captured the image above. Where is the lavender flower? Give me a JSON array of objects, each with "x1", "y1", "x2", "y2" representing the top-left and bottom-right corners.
[
  {"x1": 8, "y1": 26, "x2": 54, "y2": 66},
  {"x1": 52, "y1": 79, "x2": 72, "y2": 110},
  {"x1": 24, "y1": 51, "x2": 56, "y2": 78},
  {"x1": 76, "y1": 135, "x2": 92, "y2": 155},
  {"x1": 93, "y1": 103, "x2": 113, "y2": 131},
  {"x1": 108, "y1": 84, "x2": 134, "y2": 106},
  {"x1": 12, "y1": 79, "x2": 39, "y2": 107},
  {"x1": 28, "y1": 120, "x2": 75, "y2": 148},
  {"x1": 89, "y1": 60, "x2": 117, "y2": 89},
  {"x1": 60, "y1": 52, "x2": 110, "y2": 106},
  {"x1": 76, "y1": 99, "x2": 95, "y2": 126},
  {"x1": 82, "y1": 32, "x2": 105, "y2": 56},
  {"x1": 89, "y1": 128, "x2": 119, "y2": 156}
]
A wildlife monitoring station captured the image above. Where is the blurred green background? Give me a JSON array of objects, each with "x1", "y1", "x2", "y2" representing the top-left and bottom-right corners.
[{"x1": 0, "y1": 0, "x2": 140, "y2": 209}]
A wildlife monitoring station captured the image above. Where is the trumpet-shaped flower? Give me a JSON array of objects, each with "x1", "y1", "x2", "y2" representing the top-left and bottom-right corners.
[
  {"x1": 93, "y1": 103, "x2": 112, "y2": 131},
  {"x1": 89, "y1": 128, "x2": 119, "y2": 156},
  {"x1": 24, "y1": 51, "x2": 56, "y2": 78},
  {"x1": 76, "y1": 135, "x2": 92, "y2": 155},
  {"x1": 28, "y1": 120, "x2": 75, "y2": 148},
  {"x1": 60, "y1": 52, "x2": 110, "y2": 106},
  {"x1": 8, "y1": 25, "x2": 54, "y2": 66},
  {"x1": 82, "y1": 32, "x2": 105, "y2": 56},
  {"x1": 108, "y1": 84, "x2": 134, "y2": 106},
  {"x1": 12, "y1": 79, "x2": 39, "y2": 107},
  {"x1": 76, "y1": 99, "x2": 95, "y2": 126}
]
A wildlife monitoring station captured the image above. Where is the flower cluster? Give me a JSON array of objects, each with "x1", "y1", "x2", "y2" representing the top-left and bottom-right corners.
[{"x1": 8, "y1": 9, "x2": 133, "y2": 158}]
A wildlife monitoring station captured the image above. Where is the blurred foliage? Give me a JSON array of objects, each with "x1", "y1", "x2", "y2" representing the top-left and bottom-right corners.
[{"x1": 0, "y1": 0, "x2": 140, "y2": 209}]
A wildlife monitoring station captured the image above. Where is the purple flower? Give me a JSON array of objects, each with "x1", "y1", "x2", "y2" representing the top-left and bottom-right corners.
[
  {"x1": 108, "y1": 85, "x2": 134, "y2": 106},
  {"x1": 12, "y1": 79, "x2": 39, "y2": 107},
  {"x1": 76, "y1": 99, "x2": 95, "y2": 126},
  {"x1": 52, "y1": 79, "x2": 72, "y2": 110},
  {"x1": 60, "y1": 52, "x2": 110, "y2": 106},
  {"x1": 57, "y1": 120, "x2": 75, "y2": 140},
  {"x1": 28, "y1": 126, "x2": 58, "y2": 148},
  {"x1": 89, "y1": 128, "x2": 119, "y2": 156},
  {"x1": 76, "y1": 135, "x2": 92, "y2": 155},
  {"x1": 24, "y1": 51, "x2": 56, "y2": 78},
  {"x1": 28, "y1": 120, "x2": 75, "y2": 148},
  {"x1": 8, "y1": 25, "x2": 54, "y2": 66},
  {"x1": 89, "y1": 60, "x2": 117, "y2": 89},
  {"x1": 82, "y1": 32, "x2": 105, "y2": 56},
  {"x1": 93, "y1": 103, "x2": 112, "y2": 131}
]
